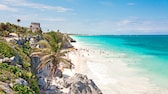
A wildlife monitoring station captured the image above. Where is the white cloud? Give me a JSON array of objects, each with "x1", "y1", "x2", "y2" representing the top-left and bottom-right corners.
[
  {"x1": 117, "y1": 19, "x2": 132, "y2": 25},
  {"x1": 2, "y1": 0, "x2": 72, "y2": 12},
  {"x1": 0, "y1": 4, "x2": 18, "y2": 12},
  {"x1": 41, "y1": 18, "x2": 66, "y2": 22},
  {"x1": 99, "y1": 1, "x2": 113, "y2": 6},
  {"x1": 128, "y1": 3, "x2": 136, "y2": 6},
  {"x1": 56, "y1": 19, "x2": 168, "y2": 35}
]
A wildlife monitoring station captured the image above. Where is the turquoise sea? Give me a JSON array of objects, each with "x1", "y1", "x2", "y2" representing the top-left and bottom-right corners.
[{"x1": 72, "y1": 35, "x2": 168, "y2": 88}]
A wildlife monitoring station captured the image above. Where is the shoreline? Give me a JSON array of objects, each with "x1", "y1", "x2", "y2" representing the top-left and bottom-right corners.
[{"x1": 64, "y1": 39, "x2": 168, "y2": 94}]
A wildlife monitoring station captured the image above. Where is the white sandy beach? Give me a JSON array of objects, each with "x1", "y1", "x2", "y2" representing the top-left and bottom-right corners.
[{"x1": 63, "y1": 42, "x2": 168, "y2": 94}]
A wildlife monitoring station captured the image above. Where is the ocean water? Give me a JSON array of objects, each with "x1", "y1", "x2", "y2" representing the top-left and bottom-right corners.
[{"x1": 71, "y1": 35, "x2": 168, "y2": 93}]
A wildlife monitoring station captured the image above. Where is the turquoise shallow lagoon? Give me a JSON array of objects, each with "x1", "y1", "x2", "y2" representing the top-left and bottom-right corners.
[{"x1": 72, "y1": 35, "x2": 168, "y2": 88}]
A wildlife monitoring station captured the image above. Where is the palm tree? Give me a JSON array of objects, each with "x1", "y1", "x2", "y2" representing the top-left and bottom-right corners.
[
  {"x1": 31, "y1": 32, "x2": 73, "y2": 79},
  {"x1": 17, "y1": 19, "x2": 21, "y2": 25}
]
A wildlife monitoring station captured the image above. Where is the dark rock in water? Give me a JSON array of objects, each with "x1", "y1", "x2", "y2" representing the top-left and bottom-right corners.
[
  {"x1": 64, "y1": 73, "x2": 102, "y2": 94},
  {"x1": 62, "y1": 40, "x2": 73, "y2": 49},
  {"x1": 70, "y1": 39, "x2": 76, "y2": 43}
]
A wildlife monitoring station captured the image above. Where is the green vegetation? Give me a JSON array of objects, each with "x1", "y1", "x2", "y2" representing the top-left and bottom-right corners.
[
  {"x1": 31, "y1": 31, "x2": 73, "y2": 79},
  {"x1": 0, "y1": 41, "x2": 16, "y2": 57},
  {"x1": 0, "y1": 89, "x2": 5, "y2": 94},
  {"x1": 0, "y1": 22, "x2": 28, "y2": 37},
  {"x1": 13, "y1": 84, "x2": 35, "y2": 94},
  {"x1": 0, "y1": 22, "x2": 73, "y2": 94},
  {"x1": 0, "y1": 22, "x2": 42, "y2": 37},
  {"x1": 0, "y1": 63, "x2": 40, "y2": 93},
  {"x1": 14, "y1": 45, "x2": 31, "y2": 70},
  {"x1": 0, "y1": 63, "x2": 21, "y2": 83}
]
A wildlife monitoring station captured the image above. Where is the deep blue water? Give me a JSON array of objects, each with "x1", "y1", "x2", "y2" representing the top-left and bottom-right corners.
[{"x1": 72, "y1": 35, "x2": 168, "y2": 87}]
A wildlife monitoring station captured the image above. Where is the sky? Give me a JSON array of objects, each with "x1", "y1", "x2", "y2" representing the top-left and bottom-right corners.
[{"x1": 0, "y1": 0, "x2": 168, "y2": 35}]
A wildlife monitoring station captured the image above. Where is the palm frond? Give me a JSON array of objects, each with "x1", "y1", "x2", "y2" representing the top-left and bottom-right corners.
[
  {"x1": 59, "y1": 51, "x2": 67, "y2": 56},
  {"x1": 31, "y1": 48, "x2": 42, "y2": 52},
  {"x1": 40, "y1": 54, "x2": 53, "y2": 62},
  {"x1": 38, "y1": 40, "x2": 51, "y2": 48},
  {"x1": 30, "y1": 52, "x2": 43, "y2": 57},
  {"x1": 59, "y1": 57, "x2": 72, "y2": 69},
  {"x1": 41, "y1": 48, "x2": 51, "y2": 54},
  {"x1": 37, "y1": 58, "x2": 53, "y2": 71}
]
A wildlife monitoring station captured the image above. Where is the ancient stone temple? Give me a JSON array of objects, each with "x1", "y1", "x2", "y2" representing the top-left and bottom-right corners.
[{"x1": 30, "y1": 22, "x2": 42, "y2": 33}]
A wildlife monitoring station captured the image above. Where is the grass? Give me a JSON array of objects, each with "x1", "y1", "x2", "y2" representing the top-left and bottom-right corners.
[
  {"x1": 13, "y1": 84, "x2": 35, "y2": 94},
  {"x1": 0, "y1": 63, "x2": 40, "y2": 94},
  {"x1": 0, "y1": 41, "x2": 16, "y2": 57}
]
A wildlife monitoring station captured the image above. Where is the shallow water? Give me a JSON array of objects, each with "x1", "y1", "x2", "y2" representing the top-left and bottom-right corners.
[{"x1": 71, "y1": 35, "x2": 168, "y2": 93}]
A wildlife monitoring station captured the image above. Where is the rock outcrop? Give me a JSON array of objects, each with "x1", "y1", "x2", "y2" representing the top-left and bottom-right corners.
[
  {"x1": 0, "y1": 55, "x2": 22, "y2": 65},
  {"x1": 63, "y1": 73, "x2": 102, "y2": 94},
  {"x1": 14, "y1": 78, "x2": 28, "y2": 86},
  {"x1": 0, "y1": 81, "x2": 13, "y2": 94}
]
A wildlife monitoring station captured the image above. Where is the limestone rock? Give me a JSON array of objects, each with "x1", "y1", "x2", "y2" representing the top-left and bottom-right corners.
[
  {"x1": 30, "y1": 56, "x2": 41, "y2": 74},
  {"x1": 40, "y1": 85, "x2": 62, "y2": 94},
  {"x1": 64, "y1": 73, "x2": 102, "y2": 94},
  {"x1": 0, "y1": 55, "x2": 22, "y2": 65},
  {"x1": 38, "y1": 78, "x2": 47, "y2": 89},
  {"x1": 0, "y1": 81, "x2": 13, "y2": 94},
  {"x1": 55, "y1": 69, "x2": 63, "y2": 78},
  {"x1": 14, "y1": 78, "x2": 28, "y2": 86},
  {"x1": 11, "y1": 54, "x2": 22, "y2": 65}
]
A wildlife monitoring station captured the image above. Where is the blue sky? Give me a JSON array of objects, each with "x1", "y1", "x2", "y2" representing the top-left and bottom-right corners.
[{"x1": 0, "y1": 0, "x2": 168, "y2": 34}]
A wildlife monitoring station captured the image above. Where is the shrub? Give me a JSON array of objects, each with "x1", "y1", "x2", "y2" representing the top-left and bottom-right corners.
[
  {"x1": 14, "y1": 46, "x2": 31, "y2": 70},
  {"x1": 22, "y1": 71, "x2": 32, "y2": 79},
  {"x1": 0, "y1": 63, "x2": 22, "y2": 77},
  {"x1": 21, "y1": 71, "x2": 40, "y2": 94},
  {"x1": 13, "y1": 84, "x2": 35, "y2": 94},
  {"x1": 0, "y1": 63, "x2": 39, "y2": 93},
  {"x1": 28, "y1": 77, "x2": 40, "y2": 94},
  {"x1": 0, "y1": 63, "x2": 8, "y2": 69},
  {"x1": 22, "y1": 62, "x2": 31, "y2": 70},
  {"x1": 0, "y1": 69, "x2": 17, "y2": 83},
  {"x1": 0, "y1": 41, "x2": 16, "y2": 57},
  {"x1": 8, "y1": 65, "x2": 22, "y2": 77},
  {"x1": 0, "y1": 92, "x2": 5, "y2": 94}
]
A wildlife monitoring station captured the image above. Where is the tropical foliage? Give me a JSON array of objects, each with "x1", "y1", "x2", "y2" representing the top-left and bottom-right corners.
[
  {"x1": 31, "y1": 31, "x2": 72, "y2": 78},
  {"x1": 0, "y1": 22, "x2": 28, "y2": 36},
  {"x1": 0, "y1": 22, "x2": 73, "y2": 93},
  {"x1": 0, "y1": 41, "x2": 16, "y2": 57},
  {"x1": 13, "y1": 84, "x2": 35, "y2": 94},
  {"x1": 0, "y1": 63, "x2": 40, "y2": 93}
]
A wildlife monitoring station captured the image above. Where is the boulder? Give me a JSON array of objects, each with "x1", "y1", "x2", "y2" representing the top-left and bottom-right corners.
[
  {"x1": 14, "y1": 78, "x2": 28, "y2": 86},
  {"x1": 30, "y1": 56, "x2": 41, "y2": 74},
  {"x1": 0, "y1": 81, "x2": 13, "y2": 94},
  {"x1": 40, "y1": 85, "x2": 63, "y2": 94},
  {"x1": 70, "y1": 39, "x2": 76, "y2": 43},
  {"x1": 54, "y1": 69, "x2": 63, "y2": 78},
  {"x1": 0, "y1": 55, "x2": 22, "y2": 65},
  {"x1": 11, "y1": 54, "x2": 22, "y2": 65},
  {"x1": 64, "y1": 73, "x2": 102, "y2": 94},
  {"x1": 38, "y1": 78, "x2": 47, "y2": 89},
  {"x1": 16, "y1": 38, "x2": 26, "y2": 45},
  {"x1": 62, "y1": 41, "x2": 73, "y2": 49}
]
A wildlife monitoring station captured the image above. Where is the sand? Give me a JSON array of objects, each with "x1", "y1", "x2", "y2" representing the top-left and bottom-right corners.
[{"x1": 63, "y1": 42, "x2": 168, "y2": 94}]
